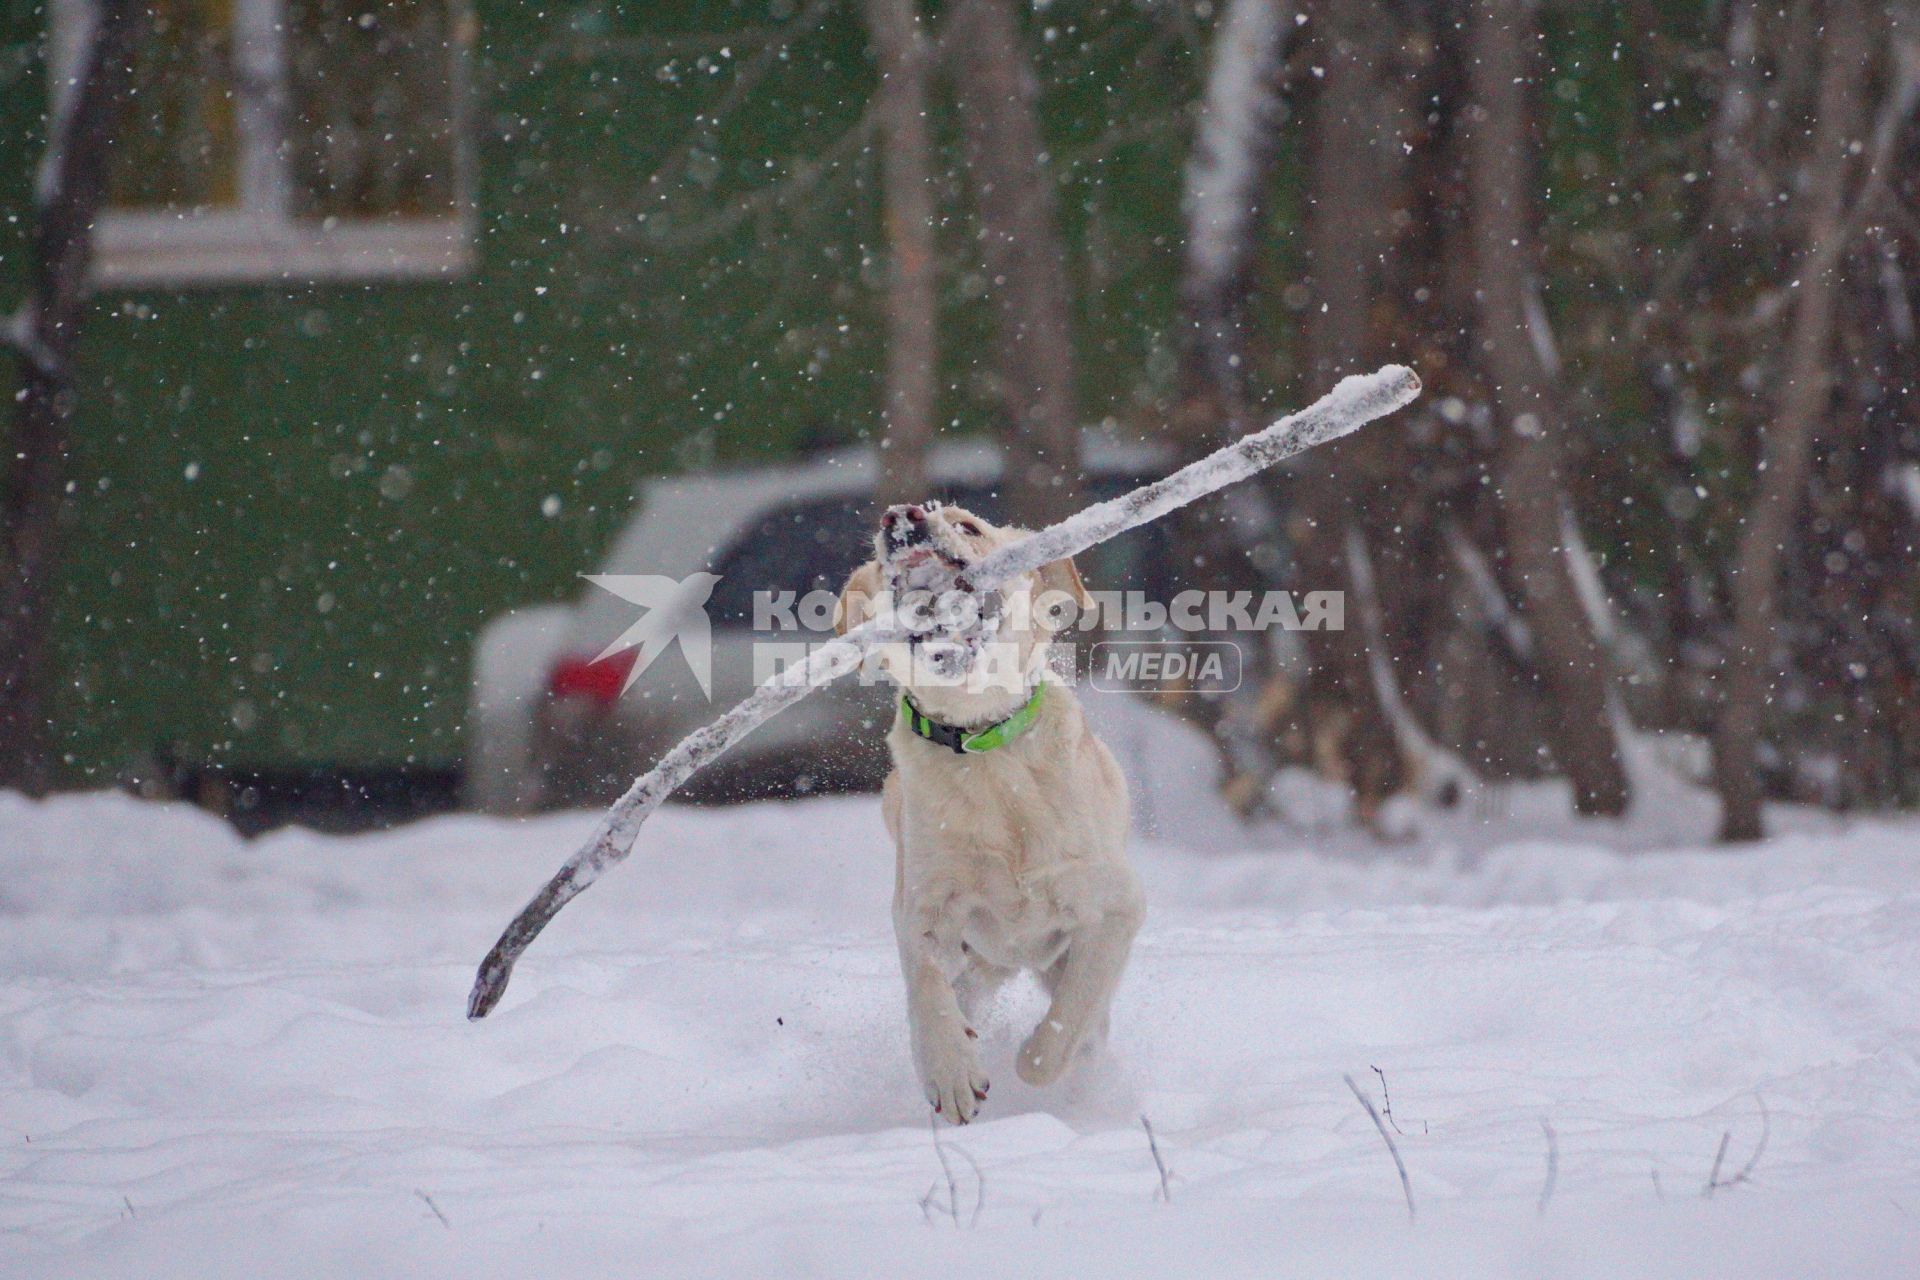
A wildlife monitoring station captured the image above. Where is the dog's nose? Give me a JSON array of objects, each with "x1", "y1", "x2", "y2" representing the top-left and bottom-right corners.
[{"x1": 882, "y1": 504, "x2": 931, "y2": 545}]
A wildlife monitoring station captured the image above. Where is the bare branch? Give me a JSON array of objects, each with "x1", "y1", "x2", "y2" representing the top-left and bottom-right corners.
[
  {"x1": 1704, "y1": 1095, "x2": 1771, "y2": 1197},
  {"x1": 1834, "y1": 42, "x2": 1920, "y2": 244},
  {"x1": 1142, "y1": 1114, "x2": 1173, "y2": 1202},
  {"x1": 918, "y1": 1180, "x2": 941, "y2": 1224},
  {"x1": 1344, "y1": 1073, "x2": 1415, "y2": 1222},
  {"x1": 955, "y1": 1141, "x2": 986, "y2": 1228},
  {"x1": 1371, "y1": 1065, "x2": 1406, "y2": 1136},
  {"x1": 1705, "y1": 1131, "x2": 1732, "y2": 1192},
  {"x1": 1443, "y1": 518, "x2": 1534, "y2": 663},
  {"x1": 930, "y1": 1112, "x2": 960, "y2": 1227},
  {"x1": 414, "y1": 1189, "x2": 451, "y2": 1229},
  {"x1": 923, "y1": 1113, "x2": 983, "y2": 1227}
]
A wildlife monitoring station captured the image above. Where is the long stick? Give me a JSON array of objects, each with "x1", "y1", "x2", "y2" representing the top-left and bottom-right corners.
[
  {"x1": 468, "y1": 365, "x2": 1421, "y2": 1018},
  {"x1": 1344, "y1": 1072, "x2": 1415, "y2": 1223}
]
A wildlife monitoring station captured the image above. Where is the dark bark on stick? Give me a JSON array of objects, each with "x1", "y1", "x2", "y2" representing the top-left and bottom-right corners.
[
  {"x1": 1712, "y1": 0, "x2": 1876, "y2": 841},
  {"x1": 947, "y1": 0, "x2": 1081, "y2": 527},
  {"x1": 1, "y1": 0, "x2": 148, "y2": 793},
  {"x1": 865, "y1": 0, "x2": 938, "y2": 507},
  {"x1": 1463, "y1": 0, "x2": 1630, "y2": 817}
]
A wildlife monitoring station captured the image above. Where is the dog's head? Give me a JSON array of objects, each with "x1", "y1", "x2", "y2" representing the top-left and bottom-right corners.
[{"x1": 836, "y1": 502, "x2": 1089, "y2": 721}]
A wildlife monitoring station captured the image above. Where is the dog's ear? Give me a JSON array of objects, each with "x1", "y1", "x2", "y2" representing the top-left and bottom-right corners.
[
  {"x1": 1037, "y1": 556, "x2": 1092, "y2": 609},
  {"x1": 835, "y1": 560, "x2": 884, "y2": 635}
]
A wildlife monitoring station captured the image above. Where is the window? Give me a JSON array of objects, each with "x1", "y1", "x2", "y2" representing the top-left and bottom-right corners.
[
  {"x1": 707, "y1": 496, "x2": 873, "y2": 627},
  {"x1": 52, "y1": 0, "x2": 476, "y2": 287},
  {"x1": 701, "y1": 478, "x2": 1177, "y2": 629}
]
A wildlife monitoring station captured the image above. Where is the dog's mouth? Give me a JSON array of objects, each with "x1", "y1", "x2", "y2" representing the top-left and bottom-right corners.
[
  {"x1": 891, "y1": 544, "x2": 969, "y2": 586},
  {"x1": 880, "y1": 544, "x2": 1002, "y2": 677},
  {"x1": 871, "y1": 503, "x2": 1017, "y2": 681}
]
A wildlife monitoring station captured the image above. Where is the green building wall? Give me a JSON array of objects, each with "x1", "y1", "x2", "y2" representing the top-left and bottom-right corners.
[{"x1": 1, "y1": 2, "x2": 1198, "y2": 781}]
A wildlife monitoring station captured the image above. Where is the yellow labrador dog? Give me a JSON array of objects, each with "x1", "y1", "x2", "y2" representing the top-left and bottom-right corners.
[{"x1": 837, "y1": 501, "x2": 1144, "y2": 1124}]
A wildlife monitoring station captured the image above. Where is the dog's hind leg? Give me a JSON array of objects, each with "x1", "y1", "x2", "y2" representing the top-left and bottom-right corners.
[{"x1": 1017, "y1": 901, "x2": 1143, "y2": 1087}]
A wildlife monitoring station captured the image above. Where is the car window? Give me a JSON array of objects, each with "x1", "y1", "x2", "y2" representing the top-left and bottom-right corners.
[
  {"x1": 705, "y1": 496, "x2": 872, "y2": 625},
  {"x1": 703, "y1": 478, "x2": 1175, "y2": 628}
]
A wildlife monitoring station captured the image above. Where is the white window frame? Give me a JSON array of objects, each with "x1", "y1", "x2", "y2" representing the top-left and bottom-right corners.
[{"x1": 52, "y1": 0, "x2": 478, "y2": 289}]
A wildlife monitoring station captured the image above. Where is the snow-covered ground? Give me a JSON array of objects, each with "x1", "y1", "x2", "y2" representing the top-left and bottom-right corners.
[{"x1": 2, "y1": 783, "x2": 1918, "y2": 1278}]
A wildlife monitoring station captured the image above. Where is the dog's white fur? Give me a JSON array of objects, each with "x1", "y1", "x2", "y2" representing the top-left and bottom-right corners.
[{"x1": 838, "y1": 503, "x2": 1144, "y2": 1124}]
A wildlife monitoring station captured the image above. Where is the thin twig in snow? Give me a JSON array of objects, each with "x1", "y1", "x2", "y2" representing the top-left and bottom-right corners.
[
  {"x1": 920, "y1": 1114, "x2": 984, "y2": 1228},
  {"x1": 1344, "y1": 1073, "x2": 1415, "y2": 1223},
  {"x1": 414, "y1": 1189, "x2": 451, "y2": 1229},
  {"x1": 930, "y1": 1113, "x2": 960, "y2": 1227},
  {"x1": 953, "y1": 1141, "x2": 986, "y2": 1228},
  {"x1": 1538, "y1": 1119, "x2": 1559, "y2": 1216},
  {"x1": 1704, "y1": 1095, "x2": 1770, "y2": 1198},
  {"x1": 1704, "y1": 1131, "x2": 1732, "y2": 1193},
  {"x1": 121, "y1": 1195, "x2": 135, "y2": 1219},
  {"x1": 1371, "y1": 1065, "x2": 1405, "y2": 1136},
  {"x1": 1142, "y1": 1114, "x2": 1173, "y2": 1202}
]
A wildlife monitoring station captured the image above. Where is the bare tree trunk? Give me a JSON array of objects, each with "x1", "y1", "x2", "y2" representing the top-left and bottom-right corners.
[
  {"x1": 1, "y1": 0, "x2": 148, "y2": 794},
  {"x1": 1178, "y1": 0, "x2": 1291, "y2": 438},
  {"x1": 947, "y1": 0, "x2": 1081, "y2": 527},
  {"x1": 1294, "y1": 0, "x2": 1411, "y2": 824},
  {"x1": 1463, "y1": 0, "x2": 1630, "y2": 817},
  {"x1": 1164, "y1": 0, "x2": 1295, "y2": 814},
  {"x1": 865, "y1": 0, "x2": 938, "y2": 507},
  {"x1": 1713, "y1": 0, "x2": 1876, "y2": 841}
]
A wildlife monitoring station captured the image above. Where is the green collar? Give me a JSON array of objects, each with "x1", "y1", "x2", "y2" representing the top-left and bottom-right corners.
[{"x1": 901, "y1": 683, "x2": 1046, "y2": 755}]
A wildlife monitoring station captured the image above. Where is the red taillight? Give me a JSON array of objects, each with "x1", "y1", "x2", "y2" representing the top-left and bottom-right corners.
[{"x1": 547, "y1": 650, "x2": 637, "y2": 705}]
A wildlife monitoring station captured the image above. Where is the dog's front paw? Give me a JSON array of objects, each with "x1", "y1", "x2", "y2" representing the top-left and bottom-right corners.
[{"x1": 919, "y1": 1037, "x2": 990, "y2": 1125}]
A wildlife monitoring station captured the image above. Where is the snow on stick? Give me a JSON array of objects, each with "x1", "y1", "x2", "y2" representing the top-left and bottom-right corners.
[{"x1": 467, "y1": 364, "x2": 1421, "y2": 1018}]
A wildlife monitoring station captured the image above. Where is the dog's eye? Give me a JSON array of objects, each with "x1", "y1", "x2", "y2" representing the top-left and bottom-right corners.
[{"x1": 953, "y1": 520, "x2": 981, "y2": 536}]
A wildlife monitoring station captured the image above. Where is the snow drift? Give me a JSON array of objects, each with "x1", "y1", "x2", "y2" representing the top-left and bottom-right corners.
[{"x1": 2, "y1": 785, "x2": 1918, "y2": 1277}]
